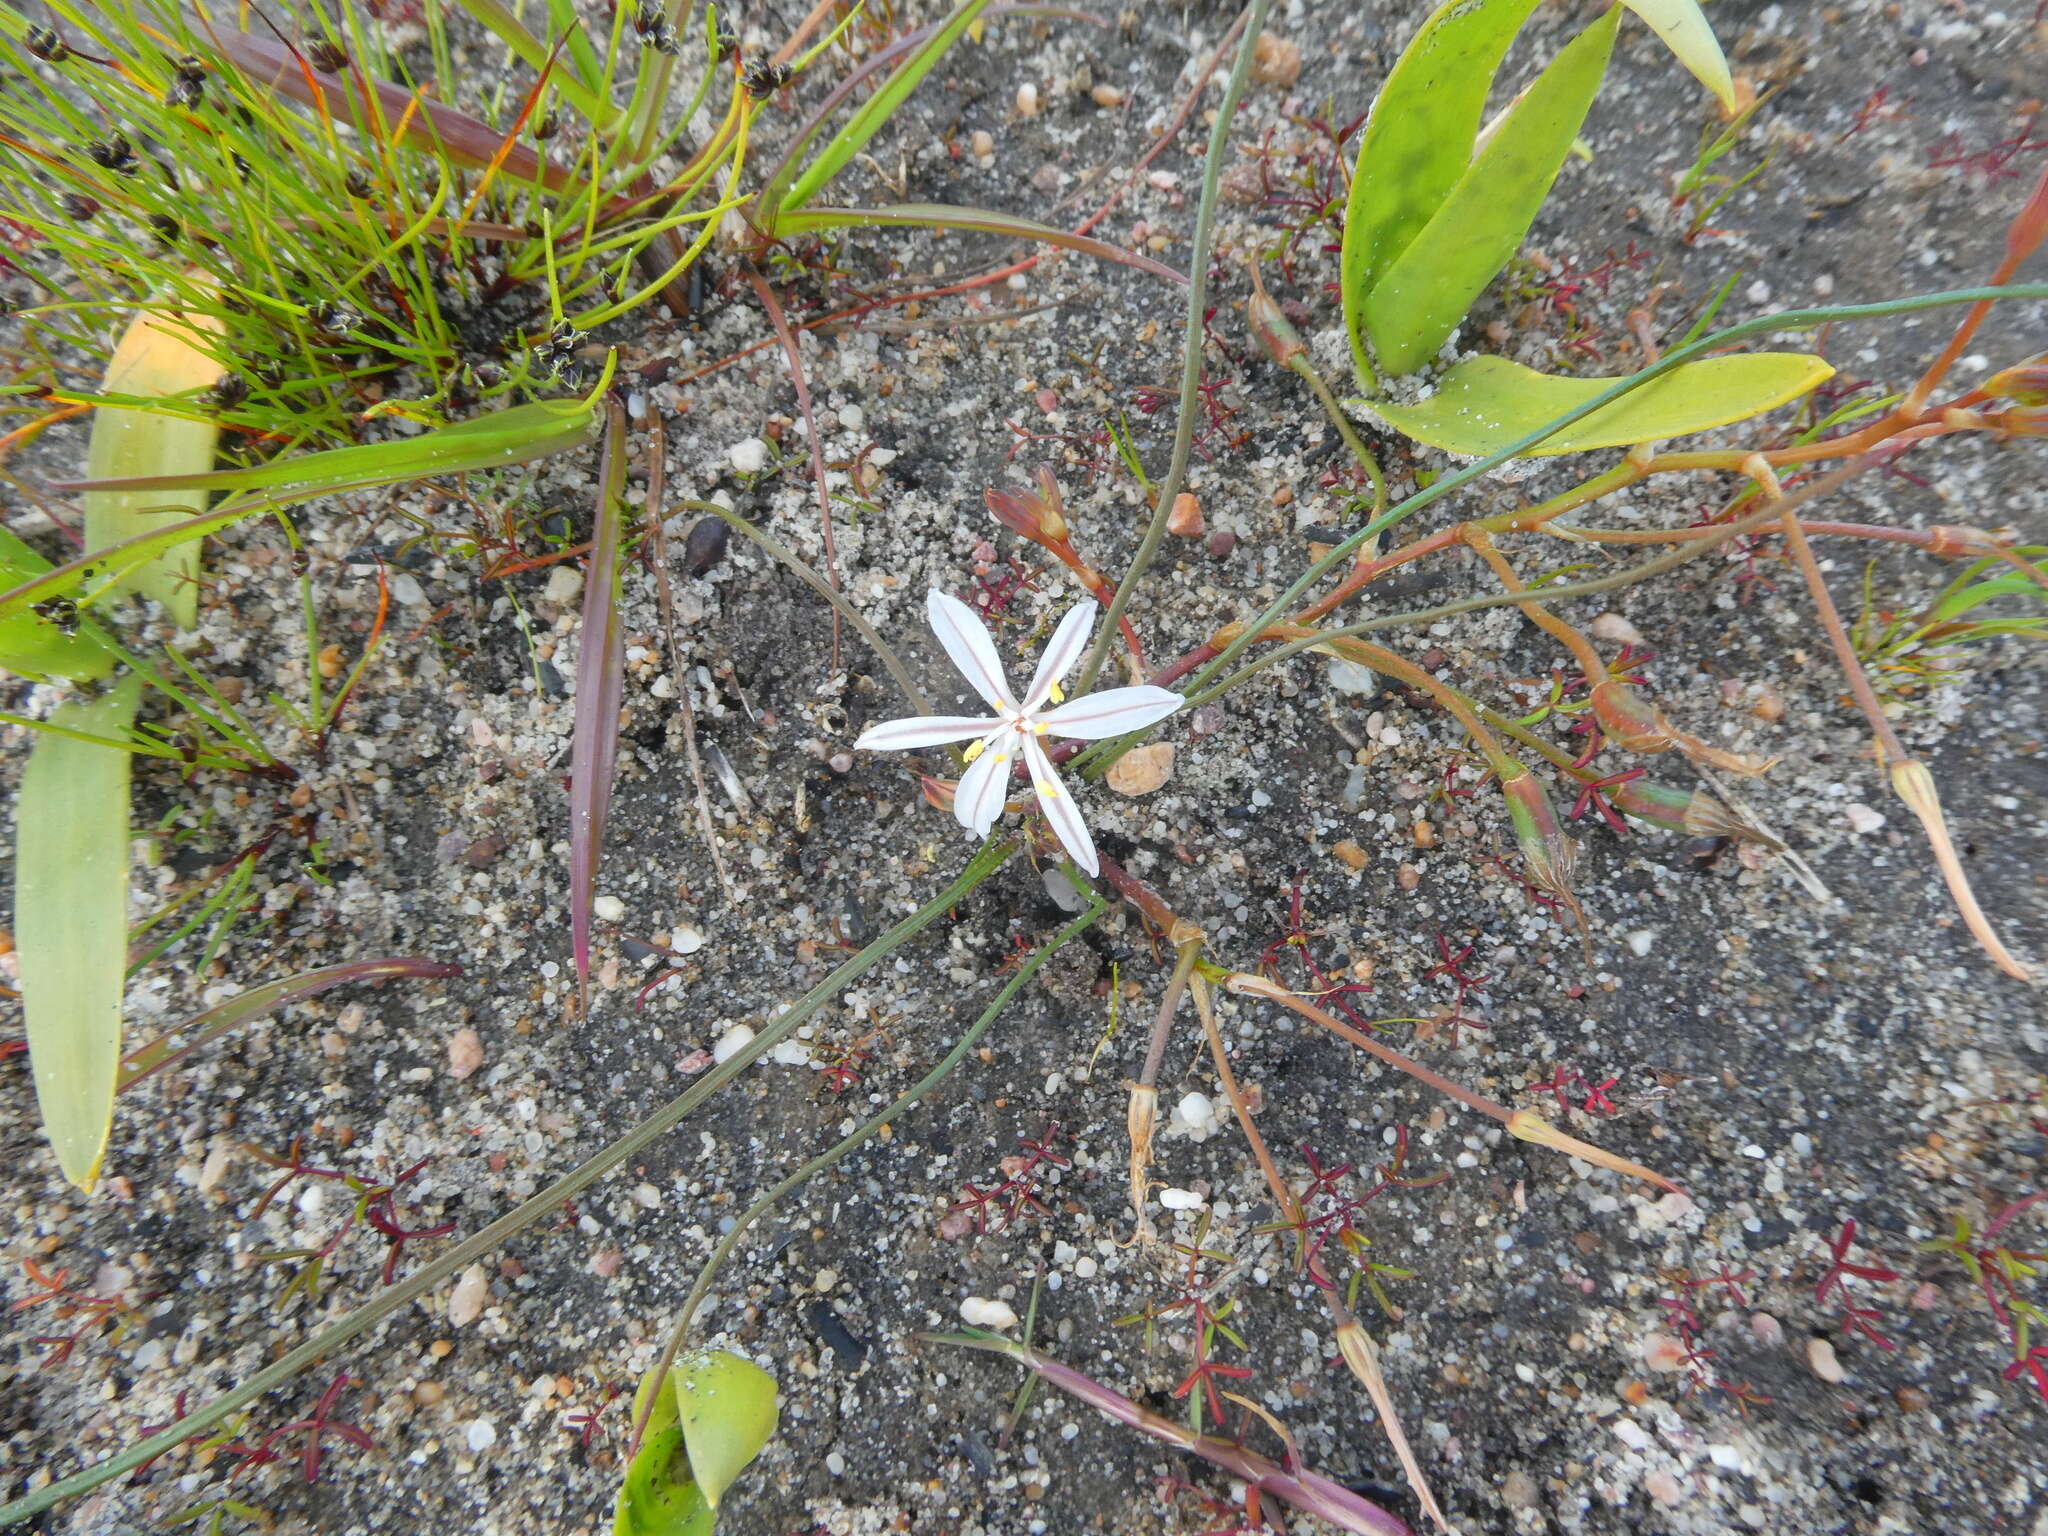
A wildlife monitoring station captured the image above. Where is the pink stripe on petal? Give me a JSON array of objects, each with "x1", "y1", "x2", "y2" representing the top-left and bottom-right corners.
[
  {"x1": 1024, "y1": 735, "x2": 1098, "y2": 877},
  {"x1": 1022, "y1": 600, "x2": 1097, "y2": 710},
  {"x1": 953, "y1": 739, "x2": 1012, "y2": 836},
  {"x1": 927, "y1": 589, "x2": 1017, "y2": 711},
  {"x1": 855, "y1": 715, "x2": 1001, "y2": 751},
  {"x1": 1034, "y1": 685, "x2": 1184, "y2": 741}
]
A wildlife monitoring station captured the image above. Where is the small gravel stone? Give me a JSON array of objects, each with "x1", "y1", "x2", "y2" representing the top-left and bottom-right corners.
[
  {"x1": 1845, "y1": 804, "x2": 1887, "y2": 834},
  {"x1": 1589, "y1": 612, "x2": 1646, "y2": 646},
  {"x1": 1107, "y1": 742, "x2": 1175, "y2": 795},
  {"x1": 542, "y1": 565, "x2": 583, "y2": 604},
  {"x1": 728, "y1": 437, "x2": 768, "y2": 473},
  {"x1": 1167, "y1": 492, "x2": 1204, "y2": 537},
  {"x1": 1643, "y1": 1333, "x2": 1688, "y2": 1372},
  {"x1": 1808, "y1": 1336, "x2": 1846, "y2": 1382},
  {"x1": 592, "y1": 894, "x2": 625, "y2": 923},
  {"x1": 448, "y1": 1264, "x2": 490, "y2": 1327},
  {"x1": 1158, "y1": 1187, "x2": 1205, "y2": 1211},
  {"x1": 712, "y1": 1024, "x2": 755, "y2": 1064},
  {"x1": 446, "y1": 1029, "x2": 485, "y2": 1080},
  {"x1": 960, "y1": 1296, "x2": 1019, "y2": 1329},
  {"x1": 465, "y1": 1419, "x2": 498, "y2": 1453}
]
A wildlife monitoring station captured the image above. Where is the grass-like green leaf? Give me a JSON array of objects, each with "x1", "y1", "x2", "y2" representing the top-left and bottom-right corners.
[
  {"x1": 1620, "y1": 0, "x2": 1736, "y2": 111},
  {"x1": 773, "y1": 0, "x2": 997, "y2": 217},
  {"x1": 118, "y1": 957, "x2": 464, "y2": 1092},
  {"x1": 17, "y1": 675, "x2": 143, "y2": 1190},
  {"x1": 1360, "y1": 350, "x2": 1835, "y2": 455},
  {"x1": 771, "y1": 204, "x2": 1183, "y2": 285},
  {"x1": 7, "y1": 392, "x2": 603, "y2": 623},
  {"x1": 0, "y1": 527, "x2": 117, "y2": 681},
  {"x1": 1361, "y1": 7, "x2": 1620, "y2": 377},
  {"x1": 1340, "y1": 0, "x2": 1545, "y2": 387}
]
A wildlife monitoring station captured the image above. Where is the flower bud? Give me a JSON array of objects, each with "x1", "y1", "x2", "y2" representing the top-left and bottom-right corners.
[
  {"x1": 1589, "y1": 680, "x2": 1775, "y2": 775},
  {"x1": 984, "y1": 463, "x2": 1068, "y2": 544},
  {"x1": 1247, "y1": 288, "x2": 1306, "y2": 369},
  {"x1": 1984, "y1": 363, "x2": 2048, "y2": 406},
  {"x1": 1497, "y1": 759, "x2": 1581, "y2": 916},
  {"x1": 1924, "y1": 524, "x2": 2015, "y2": 558}
]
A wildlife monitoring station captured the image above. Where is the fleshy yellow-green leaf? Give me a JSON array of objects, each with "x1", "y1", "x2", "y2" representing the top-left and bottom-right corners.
[
  {"x1": 0, "y1": 528, "x2": 117, "y2": 681},
  {"x1": 18, "y1": 675, "x2": 142, "y2": 1190},
  {"x1": 614, "y1": 1367, "x2": 713, "y2": 1536},
  {"x1": 1621, "y1": 0, "x2": 1735, "y2": 111},
  {"x1": 1340, "y1": 0, "x2": 1545, "y2": 387},
  {"x1": 613, "y1": 1353, "x2": 776, "y2": 1536},
  {"x1": 1360, "y1": 351, "x2": 1836, "y2": 456},
  {"x1": 1362, "y1": 8, "x2": 1619, "y2": 377},
  {"x1": 85, "y1": 306, "x2": 225, "y2": 629},
  {"x1": 674, "y1": 1351, "x2": 778, "y2": 1508}
]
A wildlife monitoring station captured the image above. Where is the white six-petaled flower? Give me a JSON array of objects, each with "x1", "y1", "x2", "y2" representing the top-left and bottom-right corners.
[{"x1": 855, "y1": 590, "x2": 1183, "y2": 876}]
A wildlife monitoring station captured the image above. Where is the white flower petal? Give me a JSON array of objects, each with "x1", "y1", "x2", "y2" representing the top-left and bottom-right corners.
[
  {"x1": 1022, "y1": 600, "x2": 1098, "y2": 711},
  {"x1": 1034, "y1": 684, "x2": 1184, "y2": 741},
  {"x1": 953, "y1": 737, "x2": 1013, "y2": 837},
  {"x1": 1024, "y1": 735, "x2": 1098, "y2": 877},
  {"x1": 855, "y1": 714, "x2": 1002, "y2": 751},
  {"x1": 926, "y1": 589, "x2": 1017, "y2": 712}
]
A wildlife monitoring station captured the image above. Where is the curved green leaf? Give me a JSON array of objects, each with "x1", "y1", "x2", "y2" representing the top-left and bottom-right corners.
[
  {"x1": 1621, "y1": 0, "x2": 1735, "y2": 111},
  {"x1": 674, "y1": 1351, "x2": 778, "y2": 1508},
  {"x1": 1362, "y1": 8, "x2": 1619, "y2": 377},
  {"x1": 613, "y1": 1352, "x2": 776, "y2": 1535},
  {"x1": 1361, "y1": 351, "x2": 1835, "y2": 455},
  {"x1": 614, "y1": 1368, "x2": 713, "y2": 1536},
  {"x1": 1340, "y1": 0, "x2": 1545, "y2": 387},
  {"x1": 18, "y1": 675, "x2": 143, "y2": 1191}
]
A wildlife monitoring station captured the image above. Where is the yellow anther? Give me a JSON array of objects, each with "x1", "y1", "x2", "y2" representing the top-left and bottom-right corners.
[
  {"x1": 1035, "y1": 781, "x2": 1060, "y2": 798},
  {"x1": 962, "y1": 740, "x2": 986, "y2": 763},
  {"x1": 1049, "y1": 680, "x2": 1065, "y2": 703},
  {"x1": 1033, "y1": 721, "x2": 1050, "y2": 735}
]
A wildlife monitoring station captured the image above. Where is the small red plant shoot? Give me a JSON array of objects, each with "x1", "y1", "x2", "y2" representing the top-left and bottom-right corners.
[
  {"x1": 243, "y1": 1140, "x2": 455, "y2": 1299},
  {"x1": 1920, "y1": 1193, "x2": 2048, "y2": 1406},
  {"x1": 11, "y1": 1258, "x2": 150, "y2": 1367},
  {"x1": 942, "y1": 1122, "x2": 1070, "y2": 1238},
  {"x1": 1814, "y1": 1217, "x2": 1903, "y2": 1350}
]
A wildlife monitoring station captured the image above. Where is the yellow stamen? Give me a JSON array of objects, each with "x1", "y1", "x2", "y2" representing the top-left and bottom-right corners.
[
  {"x1": 1035, "y1": 781, "x2": 1060, "y2": 799},
  {"x1": 1033, "y1": 721, "x2": 1050, "y2": 735},
  {"x1": 1049, "y1": 680, "x2": 1065, "y2": 703},
  {"x1": 962, "y1": 740, "x2": 986, "y2": 763}
]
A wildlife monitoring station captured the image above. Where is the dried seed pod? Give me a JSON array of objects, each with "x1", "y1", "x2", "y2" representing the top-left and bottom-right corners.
[
  {"x1": 344, "y1": 167, "x2": 371, "y2": 198},
  {"x1": 744, "y1": 60, "x2": 792, "y2": 97},
  {"x1": 632, "y1": 3, "x2": 679, "y2": 52},
  {"x1": 146, "y1": 212, "x2": 181, "y2": 245},
  {"x1": 305, "y1": 39, "x2": 348, "y2": 73},
  {"x1": 26, "y1": 25, "x2": 69, "y2": 62},
  {"x1": 59, "y1": 192, "x2": 100, "y2": 221},
  {"x1": 84, "y1": 134, "x2": 138, "y2": 175},
  {"x1": 167, "y1": 54, "x2": 206, "y2": 107}
]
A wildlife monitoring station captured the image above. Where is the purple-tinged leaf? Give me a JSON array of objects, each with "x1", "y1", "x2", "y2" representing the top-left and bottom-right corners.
[
  {"x1": 927, "y1": 1332, "x2": 1414, "y2": 1536},
  {"x1": 117, "y1": 957, "x2": 461, "y2": 1092},
  {"x1": 569, "y1": 398, "x2": 631, "y2": 1004}
]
